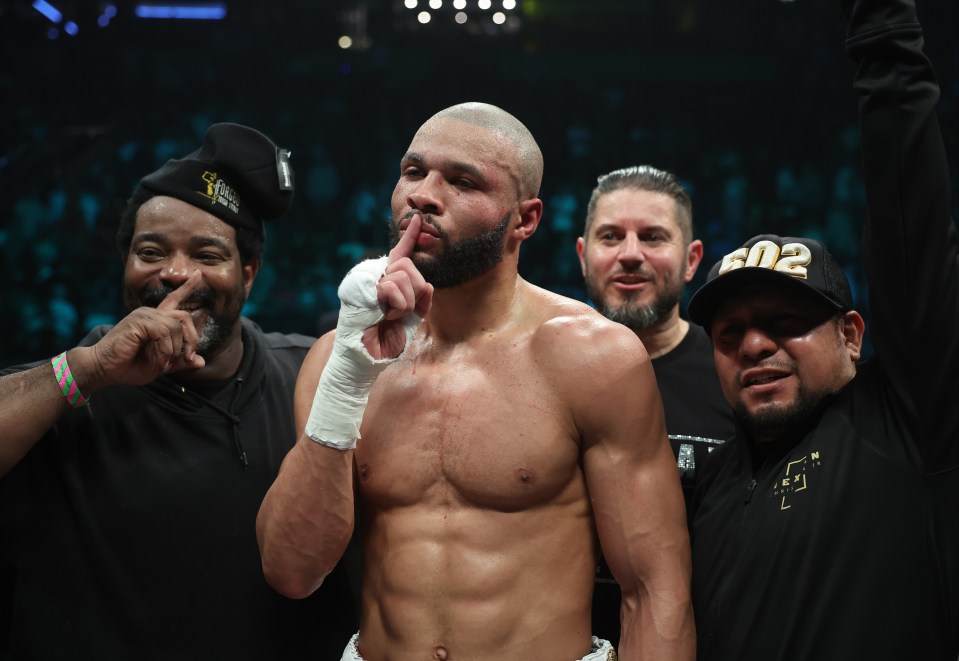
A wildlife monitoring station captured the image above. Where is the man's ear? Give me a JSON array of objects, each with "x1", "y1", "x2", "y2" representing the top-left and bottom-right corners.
[
  {"x1": 684, "y1": 239, "x2": 704, "y2": 283},
  {"x1": 514, "y1": 198, "x2": 543, "y2": 242},
  {"x1": 841, "y1": 310, "x2": 866, "y2": 362},
  {"x1": 576, "y1": 236, "x2": 588, "y2": 277},
  {"x1": 243, "y1": 257, "x2": 261, "y2": 297}
]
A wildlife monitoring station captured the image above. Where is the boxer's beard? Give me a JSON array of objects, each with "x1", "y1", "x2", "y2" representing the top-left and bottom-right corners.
[{"x1": 388, "y1": 213, "x2": 511, "y2": 289}]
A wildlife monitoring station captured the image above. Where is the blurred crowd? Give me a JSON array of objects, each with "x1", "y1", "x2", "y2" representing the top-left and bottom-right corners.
[{"x1": 1, "y1": 3, "x2": 955, "y2": 367}]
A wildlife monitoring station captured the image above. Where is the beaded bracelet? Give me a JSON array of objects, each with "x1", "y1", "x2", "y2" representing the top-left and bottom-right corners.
[{"x1": 51, "y1": 351, "x2": 90, "y2": 408}]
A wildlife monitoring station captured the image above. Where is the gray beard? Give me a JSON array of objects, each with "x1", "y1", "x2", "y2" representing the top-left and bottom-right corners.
[
  {"x1": 195, "y1": 315, "x2": 223, "y2": 353},
  {"x1": 585, "y1": 277, "x2": 682, "y2": 331}
]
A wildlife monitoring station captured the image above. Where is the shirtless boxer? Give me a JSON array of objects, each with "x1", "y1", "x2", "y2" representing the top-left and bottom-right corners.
[{"x1": 256, "y1": 102, "x2": 694, "y2": 661}]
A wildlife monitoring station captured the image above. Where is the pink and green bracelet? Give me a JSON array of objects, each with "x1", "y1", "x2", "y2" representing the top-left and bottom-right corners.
[{"x1": 51, "y1": 351, "x2": 90, "y2": 408}]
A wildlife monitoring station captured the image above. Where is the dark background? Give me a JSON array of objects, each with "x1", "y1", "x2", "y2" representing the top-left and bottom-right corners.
[{"x1": 1, "y1": 0, "x2": 956, "y2": 366}]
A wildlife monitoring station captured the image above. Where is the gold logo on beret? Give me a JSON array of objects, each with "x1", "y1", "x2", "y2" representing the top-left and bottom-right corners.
[{"x1": 199, "y1": 170, "x2": 240, "y2": 214}]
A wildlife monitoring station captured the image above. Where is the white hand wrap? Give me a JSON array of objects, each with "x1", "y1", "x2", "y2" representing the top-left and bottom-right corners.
[{"x1": 305, "y1": 256, "x2": 422, "y2": 450}]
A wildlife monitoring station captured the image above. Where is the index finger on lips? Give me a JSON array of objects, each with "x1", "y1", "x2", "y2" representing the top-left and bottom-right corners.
[
  {"x1": 387, "y1": 213, "x2": 421, "y2": 265},
  {"x1": 156, "y1": 270, "x2": 202, "y2": 312}
]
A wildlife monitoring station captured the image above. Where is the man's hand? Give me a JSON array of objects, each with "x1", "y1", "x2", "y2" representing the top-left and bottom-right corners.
[
  {"x1": 80, "y1": 271, "x2": 207, "y2": 391},
  {"x1": 363, "y1": 213, "x2": 434, "y2": 359}
]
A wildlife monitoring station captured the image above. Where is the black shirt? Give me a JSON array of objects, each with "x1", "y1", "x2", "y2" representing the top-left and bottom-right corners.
[{"x1": 0, "y1": 319, "x2": 359, "y2": 659}]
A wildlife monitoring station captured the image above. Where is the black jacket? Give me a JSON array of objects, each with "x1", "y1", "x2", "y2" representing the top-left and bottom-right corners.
[
  {"x1": 690, "y1": 0, "x2": 959, "y2": 658},
  {"x1": 0, "y1": 319, "x2": 358, "y2": 660}
]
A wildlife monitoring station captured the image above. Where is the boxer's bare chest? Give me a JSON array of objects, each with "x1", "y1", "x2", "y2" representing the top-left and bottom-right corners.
[{"x1": 356, "y1": 333, "x2": 581, "y2": 510}]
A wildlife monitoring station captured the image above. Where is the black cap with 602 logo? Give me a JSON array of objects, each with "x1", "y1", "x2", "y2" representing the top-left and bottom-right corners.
[{"x1": 688, "y1": 234, "x2": 854, "y2": 330}]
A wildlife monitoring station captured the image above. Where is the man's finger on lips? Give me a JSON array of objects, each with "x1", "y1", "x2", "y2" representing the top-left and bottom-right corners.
[
  {"x1": 157, "y1": 270, "x2": 203, "y2": 311},
  {"x1": 388, "y1": 213, "x2": 422, "y2": 265}
]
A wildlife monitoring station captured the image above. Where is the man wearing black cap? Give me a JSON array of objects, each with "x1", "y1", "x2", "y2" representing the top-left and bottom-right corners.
[
  {"x1": 0, "y1": 123, "x2": 356, "y2": 658},
  {"x1": 686, "y1": 0, "x2": 958, "y2": 658}
]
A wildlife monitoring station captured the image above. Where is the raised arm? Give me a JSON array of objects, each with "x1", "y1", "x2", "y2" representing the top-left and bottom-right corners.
[
  {"x1": 843, "y1": 0, "x2": 958, "y2": 466},
  {"x1": 574, "y1": 322, "x2": 695, "y2": 660},
  {"x1": 0, "y1": 271, "x2": 205, "y2": 477},
  {"x1": 256, "y1": 215, "x2": 433, "y2": 598}
]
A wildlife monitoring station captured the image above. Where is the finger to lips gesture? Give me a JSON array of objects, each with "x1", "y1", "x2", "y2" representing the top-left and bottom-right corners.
[
  {"x1": 363, "y1": 214, "x2": 433, "y2": 359},
  {"x1": 378, "y1": 213, "x2": 433, "y2": 320},
  {"x1": 94, "y1": 270, "x2": 206, "y2": 387},
  {"x1": 151, "y1": 270, "x2": 206, "y2": 370}
]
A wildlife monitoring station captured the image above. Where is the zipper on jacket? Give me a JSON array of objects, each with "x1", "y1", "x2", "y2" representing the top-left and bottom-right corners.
[
  {"x1": 230, "y1": 377, "x2": 249, "y2": 470},
  {"x1": 738, "y1": 478, "x2": 759, "y2": 541}
]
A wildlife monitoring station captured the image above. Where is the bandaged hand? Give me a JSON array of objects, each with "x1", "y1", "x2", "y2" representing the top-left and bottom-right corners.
[{"x1": 306, "y1": 215, "x2": 434, "y2": 450}]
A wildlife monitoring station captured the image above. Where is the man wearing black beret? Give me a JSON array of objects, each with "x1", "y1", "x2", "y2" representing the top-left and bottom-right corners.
[{"x1": 0, "y1": 123, "x2": 357, "y2": 658}]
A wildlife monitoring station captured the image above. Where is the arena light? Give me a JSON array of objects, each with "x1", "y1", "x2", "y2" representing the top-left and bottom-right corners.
[
  {"x1": 134, "y1": 3, "x2": 227, "y2": 19},
  {"x1": 339, "y1": 5, "x2": 372, "y2": 50},
  {"x1": 32, "y1": 0, "x2": 63, "y2": 23},
  {"x1": 98, "y1": 4, "x2": 117, "y2": 27},
  {"x1": 397, "y1": 0, "x2": 521, "y2": 33}
]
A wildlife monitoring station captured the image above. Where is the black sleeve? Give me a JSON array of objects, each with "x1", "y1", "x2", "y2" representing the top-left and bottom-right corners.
[{"x1": 843, "y1": 0, "x2": 959, "y2": 468}]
